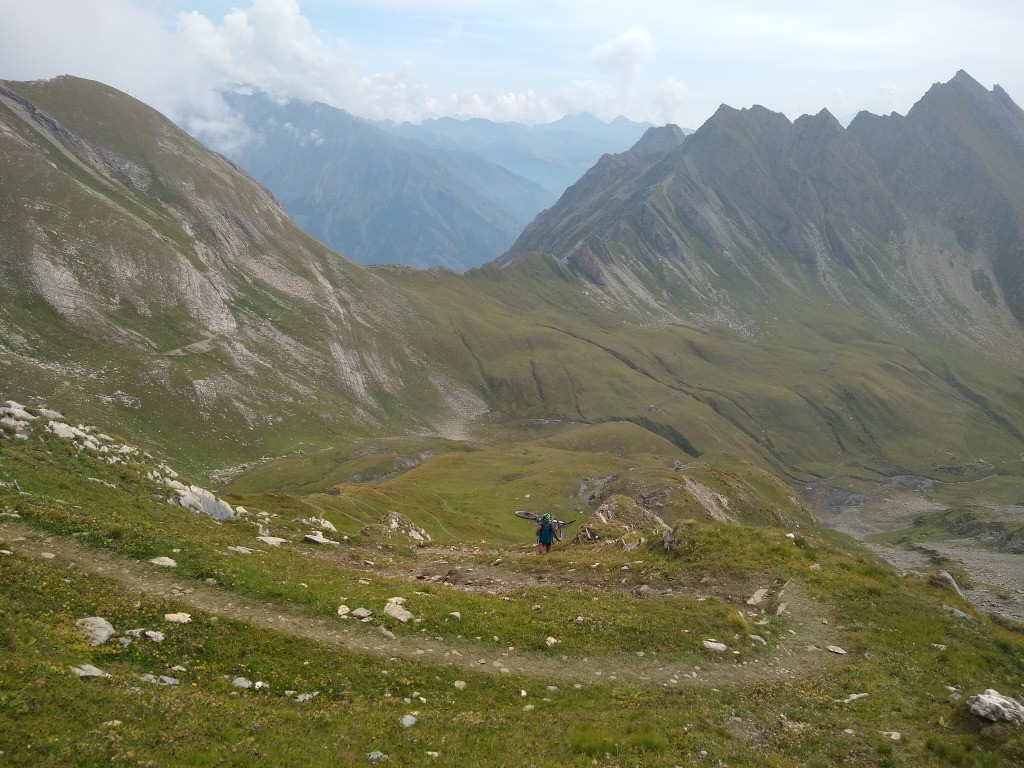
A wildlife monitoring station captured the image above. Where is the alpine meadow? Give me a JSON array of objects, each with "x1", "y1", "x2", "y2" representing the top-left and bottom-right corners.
[{"x1": 2, "y1": 64, "x2": 1024, "y2": 768}]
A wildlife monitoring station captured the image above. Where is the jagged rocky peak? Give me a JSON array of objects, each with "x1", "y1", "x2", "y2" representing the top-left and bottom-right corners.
[{"x1": 625, "y1": 124, "x2": 687, "y2": 161}]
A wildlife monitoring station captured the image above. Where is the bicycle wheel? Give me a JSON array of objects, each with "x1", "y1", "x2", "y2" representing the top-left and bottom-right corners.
[
  {"x1": 553, "y1": 522, "x2": 564, "y2": 541},
  {"x1": 514, "y1": 510, "x2": 539, "y2": 521}
]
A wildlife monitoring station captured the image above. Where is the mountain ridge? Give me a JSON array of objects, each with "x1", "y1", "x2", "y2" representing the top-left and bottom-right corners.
[{"x1": 503, "y1": 71, "x2": 1024, "y2": 357}]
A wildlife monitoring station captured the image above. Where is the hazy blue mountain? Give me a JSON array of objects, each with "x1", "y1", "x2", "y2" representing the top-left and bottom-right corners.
[
  {"x1": 378, "y1": 113, "x2": 660, "y2": 199},
  {"x1": 214, "y1": 92, "x2": 553, "y2": 271}
]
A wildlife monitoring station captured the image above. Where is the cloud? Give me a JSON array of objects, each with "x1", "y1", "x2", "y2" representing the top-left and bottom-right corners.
[{"x1": 587, "y1": 27, "x2": 656, "y2": 82}]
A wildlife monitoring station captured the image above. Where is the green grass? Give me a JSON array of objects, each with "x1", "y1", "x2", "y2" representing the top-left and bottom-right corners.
[{"x1": 3, "y1": 415, "x2": 1024, "y2": 766}]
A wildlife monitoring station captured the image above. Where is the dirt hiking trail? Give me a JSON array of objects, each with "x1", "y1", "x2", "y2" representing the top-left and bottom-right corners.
[{"x1": 1, "y1": 521, "x2": 847, "y2": 689}]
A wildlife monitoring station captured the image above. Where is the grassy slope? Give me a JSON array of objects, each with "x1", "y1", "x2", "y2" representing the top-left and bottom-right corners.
[{"x1": 2, "y1": 419, "x2": 1024, "y2": 766}]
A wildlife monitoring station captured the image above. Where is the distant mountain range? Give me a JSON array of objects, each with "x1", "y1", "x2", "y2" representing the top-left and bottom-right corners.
[{"x1": 209, "y1": 93, "x2": 652, "y2": 271}]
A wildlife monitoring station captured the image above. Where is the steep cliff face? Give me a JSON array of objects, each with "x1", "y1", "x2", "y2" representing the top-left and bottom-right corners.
[
  {"x1": 504, "y1": 72, "x2": 1024, "y2": 354},
  {"x1": 0, "y1": 76, "x2": 466, "y2": 468}
]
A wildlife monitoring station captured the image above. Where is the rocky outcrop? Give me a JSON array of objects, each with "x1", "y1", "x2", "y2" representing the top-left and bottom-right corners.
[
  {"x1": 967, "y1": 689, "x2": 1024, "y2": 724},
  {"x1": 572, "y1": 495, "x2": 668, "y2": 551},
  {"x1": 360, "y1": 512, "x2": 431, "y2": 544}
]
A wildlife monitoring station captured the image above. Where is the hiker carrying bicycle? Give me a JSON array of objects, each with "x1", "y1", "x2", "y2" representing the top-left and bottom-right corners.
[{"x1": 536, "y1": 513, "x2": 555, "y2": 554}]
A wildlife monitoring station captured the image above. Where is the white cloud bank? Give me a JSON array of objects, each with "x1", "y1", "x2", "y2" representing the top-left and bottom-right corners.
[{"x1": 1, "y1": 0, "x2": 1022, "y2": 139}]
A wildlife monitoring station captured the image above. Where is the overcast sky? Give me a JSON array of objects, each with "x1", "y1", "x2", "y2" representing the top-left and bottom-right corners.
[{"x1": 2, "y1": 0, "x2": 1022, "y2": 147}]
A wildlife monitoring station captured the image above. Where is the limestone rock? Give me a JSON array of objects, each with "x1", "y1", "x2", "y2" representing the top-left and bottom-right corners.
[
  {"x1": 149, "y1": 556, "x2": 177, "y2": 567},
  {"x1": 747, "y1": 589, "x2": 770, "y2": 606},
  {"x1": 304, "y1": 530, "x2": 339, "y2": 546},
  {"x1": 827, "y1": 646, "x2": 847, "y2": 655},
  {"x1": 967, "y1": 689, "x2": 1024, "y2": 724},
  {"x1": 400, "y1": 714, "x2": 417, "y2": 728},
  {"x1": 256, "y1": 536, "x2": 287, "y2": 547},
  {"x1": 72, "y1": 663, "x2": 109, "y2": 678},
  {"x1": 453, "y1": 680, "x2": 467, "y2": 690},
  {"x1": 76, "y1": 617, "x2": 115, "y2": 646},
  {"x1": 360, "y1": 512, "x2": 431, "y2": 544},
  {"x1": 703, "y1": 640, "x2": 728, "y2": 652},
  {"x1": 164, "y1": 612, "x2": 192, "y2": 623},
  {"x1": 337, "y1": 605, "x2": 351, "y2": 617},
  {"x1": 384, "y1": 602, "x2": 414, "y2": 623},
  {"x1": 351, "y1": 607, "x2": 372, "y2": 619},
  {"x1": 233, "y1": 677, "x2": 253, "y2": 689}
]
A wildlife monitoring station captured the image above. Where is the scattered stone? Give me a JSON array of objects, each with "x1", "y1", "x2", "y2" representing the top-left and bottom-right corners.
[
  {"x1": 933, "y1": 643, "x2": 947, "y2": 651},
  {"x1": 76, "y1": 617, "x2": 115, "y2": 646},
  {"x1": 838, "y1": 693, "x2": 869, "y2": 704},
  {"x1": 367, "y1": 751, "x2": 387, "y2": 761},
  {"x1": 304, "y1": 531, "x2": 339, "y2": 546},
  {"x1": 545, "y1": 637, "x2": 559, "y2": 648},
  {"x1": 361, "y1": 512, "x2": 431, "y2": 543},
  {"x1": 746, "y1": 589, "x2": 769, "y2": 606},
  {"x1": 379, "y1": 626, "x2": 397, "y2": 640},
  {"x1": 827, "y1": 646, "x2": 847, "y2": 655},
  {"x1": 400, "y1": 714, "x2": 417, "y2": 728},
  {"x1": 453, "y1": 680, "x2": 467, "y2": 690},
  {"x1": 809, "y1": 563, "x2": 822, "y2": 571},
  {"x1": 256, "y1": 536, "x2": 287, "y2": 547},
  {"x1": 881, "y1": 731, "x2": 901, "y2": 741},
  {"x1": 351, "y1": 608, "x2": 372, "y2": 619},
  {"x1": 384, "y1": 602, "x2": 414, "y2": 623},
  {"x1": 337, "y1": 605, "x2": 351, "y2": 617},
  {"x1": 140, "y1": 674, "x2": 160, "y2": 684},
  {"x1": 72, "y1": 663, "x2": 110, "y2": 678},
  {"x1": 233, "y1": 677, "x2": 253, "y2": 689},
  {"x1": 967, "y1": 689, "x2": 1024, "y2": 724},
  {"x1": 749, "y1": 635, "x2": 767, "y2": 646},
  {"x1": 102, "y1": 720, "x2": 122, "y2": 728},
  {"x1": 40, "y1": 552, "x2": 56, "y2": 560},
  {"x1": 532, "y1": 604, "x2": 541, "y2": 611},
  {"x1": 227, "y1": 545, "x2": 253, "y2": 555},
  {"x1": 703, "y1": 640, "x2": 728, "y2": 652},
  {"x1": 164, "y1": 613, "x2": 192, "y2": 624},
  {"x1": 143, "y1": 630, "x2": 165, "y2": 643},
  {"x1": 294, "y1": 692, "x2": 319, "y2": 702},
  {"x1": 149, "y1": 556, "x2": 177, "y2": 567},
  {"x1": 448, "y1": 612, "x2": 461, "y2": 621}
]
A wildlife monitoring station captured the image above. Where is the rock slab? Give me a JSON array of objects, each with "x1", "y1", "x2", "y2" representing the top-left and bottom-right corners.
[{"x1": 967, "y1": 689, "x2": 1024, "y2": 725}]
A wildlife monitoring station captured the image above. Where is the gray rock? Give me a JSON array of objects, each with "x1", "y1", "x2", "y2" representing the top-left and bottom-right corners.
[
  {"x1": 967, "y1": 689, "x2": 1024, "y2": 724},
  {"x1": 351, "y1": 607, "x2": 372, "y2": 619},
  {"x1": 294, "y1": 691, "x2": 319, "y2": 702},
  {"x1": 76, "y1": 617, "x2": 115, "y2": 646},
  {"x1": 702, "y1": 640, "x2": 727, "y2": 652},
  {"x1": 233, "y1": 677, "x2": 253, "y2": 689},
  {"x1": 384, "y1": 602, "x2": 413, "y2": 623},
  {"x1": 256, "y1": 536, "x2": 287, "y2": 547},
  {"x1": 72, "y1": 663, "x2": 110, "y2": 678},
  {"x1": 367, "y1": 752, "x2": 387, "y2": 761},
  {"x1": 453, "y1": 680, "x2": 467, "y2": 690},
  {"x1": 379, "y1": 626, "x2": 397, "y2": 640},
  {"x1": 304, "y1": 530, "x2": 339, "y2": 546},
  {"x1": 144, "y1": 630, "x2": 165, "y2": 643},
  {"x1": 827, "y1": 646, "x2": 847, "y2": 655},
  {"x1": 149, "y1": 556, "x2": 177, "y2": 567},
  {"x1": 746, "y1": 589, "x2": 769, "y2": 606},
  {"x1": 400, "y1": 714, "x2": 417, "y2": 728},
  {"x1": 164, "y1": 612, "x2": 192, "y2": 623}
]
